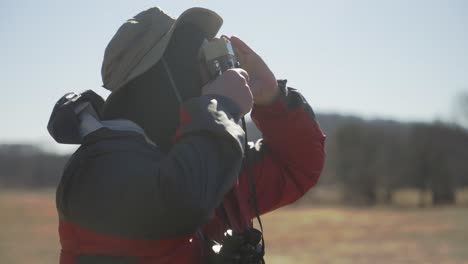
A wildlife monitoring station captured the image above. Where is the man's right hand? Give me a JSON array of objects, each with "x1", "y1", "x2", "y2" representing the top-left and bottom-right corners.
[{"x1": 201, "y1": 69, "x2": 253, "y2": 117}]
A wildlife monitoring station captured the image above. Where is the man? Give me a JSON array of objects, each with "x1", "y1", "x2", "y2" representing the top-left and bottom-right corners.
[{"x1": 48, "y1": 6, "x2": 325, "y2": 264}]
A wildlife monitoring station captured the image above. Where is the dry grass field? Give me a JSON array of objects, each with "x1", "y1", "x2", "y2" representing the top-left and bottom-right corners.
[{"x1": 0, "y1": 190, "x2": 467, "y2": 264}]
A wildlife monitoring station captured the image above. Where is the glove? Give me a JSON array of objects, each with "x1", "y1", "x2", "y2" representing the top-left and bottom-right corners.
[{"x1": 47, "y1": 90, "x2": 104, "y2": 144}]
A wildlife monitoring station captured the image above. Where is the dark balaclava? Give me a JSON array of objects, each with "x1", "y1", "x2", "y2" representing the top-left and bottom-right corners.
[{"x1": 102, "y1": 23, "x2": 208, "y2": 152}]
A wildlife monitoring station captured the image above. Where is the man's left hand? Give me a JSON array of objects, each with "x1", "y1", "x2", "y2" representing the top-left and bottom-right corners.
[{"x1": 227, "y1": 36, "x2": 280, "y2": 106}]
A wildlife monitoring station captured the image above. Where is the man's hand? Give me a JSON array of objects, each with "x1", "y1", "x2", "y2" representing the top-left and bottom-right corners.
[
  {"x1": 202, "y1": 68, "x2": 254, "y2": 117},
  {"x1": 227, "y1": 36, "x2": 280, "y2": 106}
]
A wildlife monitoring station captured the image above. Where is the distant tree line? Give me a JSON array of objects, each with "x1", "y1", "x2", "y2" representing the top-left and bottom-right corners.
[
  {"x1": 251, "y1": 113, "x2": 468, "y2": 206},
  {"x1": 0, "y1": 144, "x2": 69, "y2": 188},
  {"x1": 331, "y1": 120, "x2": 468, "y2": 206},
  {"x1": 1, "y1": 113, "x2": 468, "y2": 207}
]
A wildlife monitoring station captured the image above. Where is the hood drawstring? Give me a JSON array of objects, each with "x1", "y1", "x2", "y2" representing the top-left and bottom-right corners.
[{"x1": 162, "y1": 57, "x2": 184, "y2": 106}]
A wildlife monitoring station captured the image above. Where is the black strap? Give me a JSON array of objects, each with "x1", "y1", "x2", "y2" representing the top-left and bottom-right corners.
[
  {"x1": 241, "y1": 117, "x2": 266, "y2": 261},
  {"x1": 219, "y1": 203, "x2": 232, "y2": 228}
]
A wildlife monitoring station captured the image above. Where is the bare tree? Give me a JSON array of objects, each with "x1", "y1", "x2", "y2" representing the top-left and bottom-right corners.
[
  {"x1": 409, "y1": 123, "x2": 459, "y2": 205},
  {"x1": 335, "y1": 123, "x2": 380, "y2": 205}
]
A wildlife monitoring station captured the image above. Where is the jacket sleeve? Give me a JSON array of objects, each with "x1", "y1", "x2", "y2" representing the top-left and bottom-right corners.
[
  {"x1": 60, "y1": 94, "x2": 246, "y2": 239},
  {"x1": 239, "y1": 84, "x2": 326, "y2": 217},
  {"x1": 154, "y1": 95, "x2": 247, "y2": 236}
]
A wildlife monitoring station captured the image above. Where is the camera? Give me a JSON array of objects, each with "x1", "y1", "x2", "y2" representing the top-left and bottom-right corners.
[
  {"x1": 199, "y1": 37, "x2": 241, "y2": 80},
  {"x1": 207, "y1": 228, "x2": 264, "y2": 264}
]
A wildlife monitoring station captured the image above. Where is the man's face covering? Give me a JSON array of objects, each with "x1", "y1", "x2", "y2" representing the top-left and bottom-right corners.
[{"x1": 102, "y1": 24, "x2": 207, "y2": 152}]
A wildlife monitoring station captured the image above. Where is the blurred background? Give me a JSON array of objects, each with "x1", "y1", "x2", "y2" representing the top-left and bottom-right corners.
[{"x1": 1, "y1": 0, "x2": 467, "y2": 263}]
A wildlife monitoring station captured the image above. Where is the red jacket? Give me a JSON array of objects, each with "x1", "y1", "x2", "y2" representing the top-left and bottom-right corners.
[{"x1": 51, "y1": 87, "x2": 325, "y2": 264}]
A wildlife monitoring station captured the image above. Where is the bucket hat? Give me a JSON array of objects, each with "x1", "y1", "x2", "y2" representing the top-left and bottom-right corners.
[{"x1": 101, "y1": 7, "x2": 223, "y2": 93}]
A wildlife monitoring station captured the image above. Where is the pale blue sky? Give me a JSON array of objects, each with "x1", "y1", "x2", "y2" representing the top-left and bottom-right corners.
[{"x1": 1, "y1": 0, "x2": 467, "y2": 152}]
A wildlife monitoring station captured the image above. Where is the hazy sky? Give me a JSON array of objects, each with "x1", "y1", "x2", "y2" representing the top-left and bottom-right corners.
[{"x1": 1, "y1": 0, "x2": 467, "y2": 152}]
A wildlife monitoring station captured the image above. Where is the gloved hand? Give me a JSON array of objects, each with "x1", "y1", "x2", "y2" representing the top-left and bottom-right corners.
[
  {"x1": 201, "y1": 68, "x2": 253, "y2": 117},
  {"x1": 47, "y1": 90, "x2": 104, "y2": 144}
]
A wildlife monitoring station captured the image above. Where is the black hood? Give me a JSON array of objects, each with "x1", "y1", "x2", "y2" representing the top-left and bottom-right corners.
[{"x1": 102, "y1": 23, "x2": 208, "y2": 152}]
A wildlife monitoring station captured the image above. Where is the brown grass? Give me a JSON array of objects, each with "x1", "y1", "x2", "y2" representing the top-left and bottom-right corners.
[
  {"x1": 261, "y1": 206, "x2": 468, "y2": 264},
  {"x1": 1, "y1": 190, "x2": 467, "y2": 264},
  {"x1": 0, "y1": 189, "x2": 59, "y2": 264}
]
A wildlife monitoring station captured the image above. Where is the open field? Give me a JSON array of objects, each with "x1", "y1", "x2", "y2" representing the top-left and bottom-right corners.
[{"x1": 0, "y1": 190, "x2": 467, "y2": 264}]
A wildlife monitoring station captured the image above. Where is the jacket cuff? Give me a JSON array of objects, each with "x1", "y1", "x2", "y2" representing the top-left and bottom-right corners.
[
  {"x1": 252, "y1": 80, "x2": 316, "y2": 121},
  {"x1": 47, "y1": 90, "x2": 105, "y2": 144},
  {"x1": 174, "y1": 95, "x2": 246, "y2": 153}
]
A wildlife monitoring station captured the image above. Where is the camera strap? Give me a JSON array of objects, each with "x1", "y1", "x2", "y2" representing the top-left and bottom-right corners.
[
  {"x1": 219, "y1": 203, "x2": 232, "y2": 228},
  {"x1": 163, "y1": 55, "x2": 264, "y2": 261},
  {"x1": 241, "y1": 118, "x2": 266, "y2": 261},
  {"x1": 162, "y1": 55, "x2": 234, "y2": 232},
  {"x1": 161, "y1": 57, "x2": 184, "y2": 105}
]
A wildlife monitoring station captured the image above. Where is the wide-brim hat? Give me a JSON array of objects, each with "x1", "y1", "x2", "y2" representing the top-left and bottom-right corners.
[{"x1": 101, "y1": 7, "x2": 223, "y2": 95}]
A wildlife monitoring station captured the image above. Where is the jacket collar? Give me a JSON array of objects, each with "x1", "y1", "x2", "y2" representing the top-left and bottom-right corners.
[{"x1": 76, "y1": 101, "x2": 156, "y2": 146}]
